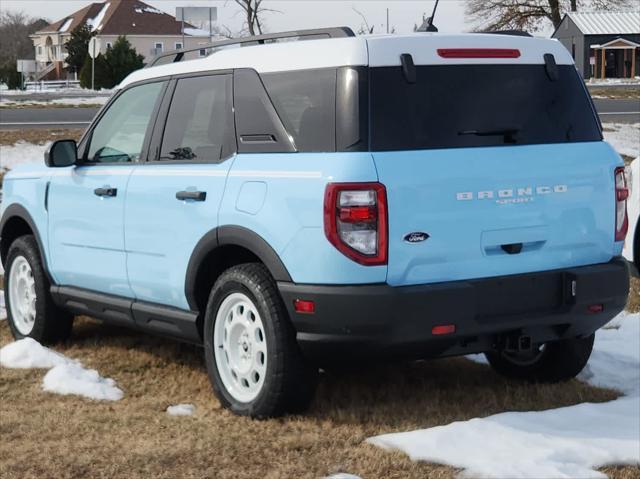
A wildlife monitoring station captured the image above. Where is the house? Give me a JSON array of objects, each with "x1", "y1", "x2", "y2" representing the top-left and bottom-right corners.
[
  {"x1": 552, "y1": 11, "x2": 640, "y2": 79},
  {"x1": 30, "y1": 0, "x2": 211, "y2": 80}
]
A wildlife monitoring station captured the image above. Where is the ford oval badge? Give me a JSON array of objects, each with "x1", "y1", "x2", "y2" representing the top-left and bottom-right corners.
[{"x1": 404, "y1": 232, "x2": 429, "y2": 243}]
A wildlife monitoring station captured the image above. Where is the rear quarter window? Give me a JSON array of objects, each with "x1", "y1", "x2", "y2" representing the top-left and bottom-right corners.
[{"x1": 261, "y1": 69, "x2": 336, "y2": 152}]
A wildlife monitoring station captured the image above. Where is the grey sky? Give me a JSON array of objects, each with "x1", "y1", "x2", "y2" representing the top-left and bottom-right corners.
[{"x1": 1, "y1": 1, "x2": 473, "y2": 34}]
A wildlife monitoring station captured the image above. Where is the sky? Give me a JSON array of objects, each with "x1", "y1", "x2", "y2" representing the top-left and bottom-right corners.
[{"x1": 1, "y1": 0, "x2": 474, "y2": 35}]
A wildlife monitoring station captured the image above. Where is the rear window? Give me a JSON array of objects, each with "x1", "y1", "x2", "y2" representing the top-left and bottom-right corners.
[{"x1": 369, "y1": 64, "x2": 601, "y2": 151}]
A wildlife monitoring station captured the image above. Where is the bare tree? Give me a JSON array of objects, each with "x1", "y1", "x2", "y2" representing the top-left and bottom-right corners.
[
  {"x1": 231, "y1": 0, "x2": 279, "y2": 36},
  {"x1": 0, "y1": 11, "x2": 49, "y2": 88},
  {"x1": 0, "y1": 11, "x2": 48, "y2": 64},
  {"x1": 353, "y1": 7, "x2": 374, "y2": 34},
  {"x1": 466, "y1": 0, "x2": 632, "y2": 32}
]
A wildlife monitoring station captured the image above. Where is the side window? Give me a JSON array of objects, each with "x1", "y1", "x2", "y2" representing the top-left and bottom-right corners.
[
  {"x1": 261, "y1": 69, "x2": 336, "y2": 152},
  {"x1": 86, "y1": 81, "x2": 165, "y2": 163},
  {"x1": 159, "y1": 74, "x2": 233, "y2": 162}
]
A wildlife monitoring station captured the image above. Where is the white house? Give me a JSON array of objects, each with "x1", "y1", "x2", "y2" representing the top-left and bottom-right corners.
[{"x1": 30, "y1": 0, "x2": 212, "y2": 80}]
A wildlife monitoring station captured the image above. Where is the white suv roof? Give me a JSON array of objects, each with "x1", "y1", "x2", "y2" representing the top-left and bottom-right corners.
[{"x1": 119, "y1": 32, "x2": 574, "y2": 89}]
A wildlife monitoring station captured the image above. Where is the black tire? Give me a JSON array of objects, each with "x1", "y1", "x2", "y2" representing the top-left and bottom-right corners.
[
  {"x1": 485, "y1": 334, "x2": 595, "y2": 383},
  {"x1": 4, "y1": 235, "x2": 74, "y2": 344},
  {"x1": 203, "y1": 263, "x2": 318, "y2": 418}
]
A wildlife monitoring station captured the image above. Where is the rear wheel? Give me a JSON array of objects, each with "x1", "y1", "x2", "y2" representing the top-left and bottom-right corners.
[
  {"x1": 485, "y1": 334, "x2": 595, "y2": 383},
  {"x1": 204, "y1": 263, "x2": 318, "y2": 418},
  {"x1": 4, "y1": 235, "x2": 74, "y2": 344}
]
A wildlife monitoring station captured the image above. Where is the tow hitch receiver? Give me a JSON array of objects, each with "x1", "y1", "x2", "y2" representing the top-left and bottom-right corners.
[{"x1": 501, "y1": 333, "x2": 533, "y2": 353}]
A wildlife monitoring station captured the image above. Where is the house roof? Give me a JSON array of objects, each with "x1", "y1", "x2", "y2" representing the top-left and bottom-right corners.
[
  {"x1": 591, "y1": 37, "x2": 640, "y2": 49},
  {"x1": 564, "y1": 11, "x2": 640, "y2": 35},
  {"x1": 35, "y1": 0, "x2": 207, "y2": 37}
]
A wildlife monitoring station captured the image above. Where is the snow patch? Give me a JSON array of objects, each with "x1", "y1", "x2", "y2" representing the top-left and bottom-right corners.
[
  {"x1": 87, "y1": 2, "x2": 110, "y2": 32},
  {"x1": 58, "y1": 18, "x2": 73, "y2": 33},
  {"x1": 134, "y1": 6, "x2": 164, "y2": 14},
  {"x1": 184, "y1": 27, "x2": 211, "y2": 37},
  {"x1": 578, "y1": 312, "x2": 640, "y2": 397},
  {"x1": 43, "y1": 363, "x2": 123, "y2": 401},
  {"x1": 166, "y1": 404, "x2": 196, "y2": 416},
  {"x1": 0, "y1": 291, "x2": 5, "y2": 321},
  {"x1": 0, "y1": 338, "x2": 71, "y2": 369},
  {"x1": 0, "y1": 338, "x2": 123, "y2": 401},
  {"x1": 369, "y1": 398, "x2": 639, "y2": 479},
  {"x1": 370, "y1": 312, "x2": 640, "y2": 478},
  {"x1": 603, "y1": 123, "x2": 640, "y2": 158},
  {"x1": 0, "y1": 142, "x2": 48, "y2": 170}
]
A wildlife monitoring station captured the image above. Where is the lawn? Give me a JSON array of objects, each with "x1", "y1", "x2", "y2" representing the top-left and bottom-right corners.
[{"x1": 1, "y1": 317, "x2": 636, "y2": 479}]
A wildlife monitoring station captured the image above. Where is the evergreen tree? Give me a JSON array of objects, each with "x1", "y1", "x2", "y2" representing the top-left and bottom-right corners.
[
  {"x1": 64, "y1": 24, "x2": 93, "y2": 75},
  {"x1": 79, "y1": 52, "x2": 111, "y2": 90},
  {"x1": 104, "y1": 36, "x2": 144, "y2": 85},
  {"x1": 78, "y1": 36, "x2": 144, "y2": 90}
]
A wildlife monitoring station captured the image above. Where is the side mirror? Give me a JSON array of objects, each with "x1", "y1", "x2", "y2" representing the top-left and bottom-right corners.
[{"x1": 45, "y1": 140, "x2": 77, "y2": 167}]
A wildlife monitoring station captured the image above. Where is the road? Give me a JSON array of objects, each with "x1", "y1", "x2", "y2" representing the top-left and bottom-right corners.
[
  {"x1": 0, "y1": 98, "x2": 638, "y2": 130},
  {"x1": 0, "y1": 107, "x2": 99, "y2": 129},
  {"x1": 594, "y1": 98, "x2": 640, "y2": 123}
]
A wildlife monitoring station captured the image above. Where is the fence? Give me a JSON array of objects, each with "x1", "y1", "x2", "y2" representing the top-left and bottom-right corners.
[{"x1": 23, "y1": 80, "x2": 82, "y2": 91}]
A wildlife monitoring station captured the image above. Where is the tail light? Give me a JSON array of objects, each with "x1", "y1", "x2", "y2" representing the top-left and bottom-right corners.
[
  {"x1": 324, "y1": 182, "x2": 388, "y2": 266},
  {"x1": 615, "y1": 167, "x2": 629, "y2": 242}
]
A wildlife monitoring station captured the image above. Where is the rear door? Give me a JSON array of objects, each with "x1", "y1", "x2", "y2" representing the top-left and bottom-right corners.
[
  {"x1": 367, "y1": 46, "x2": 622, "y2": 287},
  {"x1": 125, "y1": 73, "x2": 235, "y2": 311}
]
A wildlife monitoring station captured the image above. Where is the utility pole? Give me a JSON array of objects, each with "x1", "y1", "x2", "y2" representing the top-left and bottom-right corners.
[
  {"x1": 181, "y1": 10, "x2": 185, "y2": 49},
  {"x1": 386, "y1": 8, "x2": 389, "y2": 34},
  {"x1": 209, "y1": 7, "x2": 213, "y2": 42}
]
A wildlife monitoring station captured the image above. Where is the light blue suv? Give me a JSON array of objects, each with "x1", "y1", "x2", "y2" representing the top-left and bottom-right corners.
[{"x1": 0, "y1": 28, "x2": 631, "y2": 417}]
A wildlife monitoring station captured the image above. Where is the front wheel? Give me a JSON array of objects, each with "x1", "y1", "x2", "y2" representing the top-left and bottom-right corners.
[
  {"x1": 204, "y1": 263, "x2": 318, "y2": 418},
  {"x1": 485, "y1": 334, "x2": 595, "y2": 383},
  {"x1": 4, "y1": 235, "x2": 74, "y2": 344}
]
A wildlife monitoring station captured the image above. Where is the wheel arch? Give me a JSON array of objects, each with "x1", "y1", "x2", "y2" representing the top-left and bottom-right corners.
[
  {"x1": 185, "y1": 225, "x2": 292, "y2": 313},
  {"x1": 0, "y1": 204, "x2": 48, "y2": 275}
]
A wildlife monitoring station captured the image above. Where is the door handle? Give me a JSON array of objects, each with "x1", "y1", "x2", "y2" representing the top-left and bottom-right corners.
[
  {"x1": 94, "y1": 187, "x2": 117, "y2": 197},
  {"x1": 176, "y1": 190, "x2": 206, "y2": 201}
]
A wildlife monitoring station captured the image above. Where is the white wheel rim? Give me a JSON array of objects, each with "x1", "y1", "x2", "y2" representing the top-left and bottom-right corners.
[
  {"x1": 214, "y1": 292, "x2": 268, "y2": 403},
  {"x1": 8, "y1": 255, "x2": 37, "y2": 335}
]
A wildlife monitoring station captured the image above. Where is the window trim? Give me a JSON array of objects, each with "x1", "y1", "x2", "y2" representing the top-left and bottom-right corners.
[
  {"x1": 154, "y1": 42, "x2": 164, "y2": 53},
  {"x1": 78, "y1": 78, "x2": 169, "y2": 166},
  {"x1": 175, "y1": 42, "x2": 183, "y2": 50},
  {"x1": 144, "y1": 70, "x2": 237, "y2": 166}
]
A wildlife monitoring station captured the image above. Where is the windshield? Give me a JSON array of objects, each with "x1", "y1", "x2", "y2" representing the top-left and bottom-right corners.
[{"x1": 369, "y1": 64, "x2": 602, "y2": 151}]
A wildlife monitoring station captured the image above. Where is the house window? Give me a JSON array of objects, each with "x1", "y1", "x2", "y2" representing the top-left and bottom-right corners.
[
  {"x1": 199, "y1": 48, "x2": 207, "y2": 57},
  {"x1": 106, "y1": 42, "x2": 112, "y2": 49},
  {"x1": 37, "y1": 46, "x2": 42, "y2": 55},
  {"x1": 571, "y1": 43, "x2": 576, "y2": 59},
  {"x1": 154, "y1": 42, "x2": 163, "y2": 53},
  {"x1": 175, "y1": 42, "x2": 183, "y2": 50}
]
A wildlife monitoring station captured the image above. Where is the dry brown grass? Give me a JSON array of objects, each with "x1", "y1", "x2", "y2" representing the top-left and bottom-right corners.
[
  {"x1": 0, "y1": 128, "x2": 84, "y2": 146},
  {"x1": 0, "y1": 103, "x2": 102, "y2": 110},
  {"x1": 588, "y1": 86, "x2": 640, "y2": 100},
  {"x1": 628, "y1": 277, "x2": 640, "y2": 313},
  {"x1": 1, "y1": 316, "x2": 637, "y2": 479}
]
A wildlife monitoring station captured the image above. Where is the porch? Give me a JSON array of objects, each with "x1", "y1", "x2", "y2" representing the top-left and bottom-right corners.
[{"x1": 591, "y1": 37, "x2": 640, "y2": 79}]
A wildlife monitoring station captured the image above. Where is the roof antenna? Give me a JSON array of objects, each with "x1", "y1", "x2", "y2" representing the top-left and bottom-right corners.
[{"x1": 426, "y1": 0, "x2": 440, "y2": 32}]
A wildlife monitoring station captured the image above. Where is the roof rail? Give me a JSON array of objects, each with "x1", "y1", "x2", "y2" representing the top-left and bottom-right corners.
[
  {"x1": 147, "y1": 26, "x2": 356, "y2": 68},
  {"x1": 481, "y1": 30, "x2": 533, "y2": 37}
]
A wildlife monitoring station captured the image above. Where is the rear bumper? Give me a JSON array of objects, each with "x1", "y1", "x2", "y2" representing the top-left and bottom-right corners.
[{"x1": 278, "y1": 259, "x2": 630, "y2": 362}]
